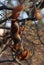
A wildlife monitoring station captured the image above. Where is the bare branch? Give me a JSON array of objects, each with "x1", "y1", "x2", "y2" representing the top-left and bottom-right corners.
[
  {"x1": 0, "y1": 17, "x2": 36, "y2": 24},
  {"x1": 0, "y1": 6, "x2": 13, "y2": 10}
]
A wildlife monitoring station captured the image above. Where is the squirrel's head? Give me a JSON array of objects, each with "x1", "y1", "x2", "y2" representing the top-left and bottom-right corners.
[{"x1": 11, "y1": 5, "x2": 23, "y2": 19}]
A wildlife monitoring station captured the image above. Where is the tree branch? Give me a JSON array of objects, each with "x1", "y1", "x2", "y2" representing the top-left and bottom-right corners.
[
  {"x1": 0, "y1": 17, "x2": 36, "y2": 24},
  {"x1": 0, "y1": 2, "x2": 13, "y2": 10},
  {"x1": 0, "y1": 6, "x2": 13, "y2": 10}
]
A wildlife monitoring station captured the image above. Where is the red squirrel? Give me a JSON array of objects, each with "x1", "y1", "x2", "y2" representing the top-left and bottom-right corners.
[{"x1": 10, "y1": 5, "x2": 30, "y2": 60}]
